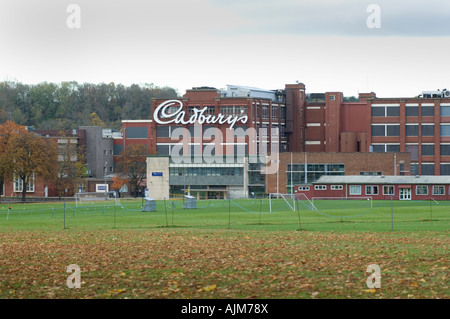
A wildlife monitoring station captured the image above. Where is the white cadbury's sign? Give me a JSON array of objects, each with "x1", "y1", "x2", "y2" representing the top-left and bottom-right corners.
[{"x1": 153, "y1": 100, "x2": 248, "y2": 129}]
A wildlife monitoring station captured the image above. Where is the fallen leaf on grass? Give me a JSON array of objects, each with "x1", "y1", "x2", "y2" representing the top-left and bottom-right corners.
[
  {"x1": 363, "y1": 289, "x2": 377, "y2": 293},
  {"x1": 197, "y1": 284, "x2": 217, "y2": 292}
]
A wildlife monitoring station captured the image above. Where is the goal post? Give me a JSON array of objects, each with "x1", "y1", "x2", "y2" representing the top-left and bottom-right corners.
[
  {"x1": 74, "y1": 192, "x2": 118, "y2": 207},
  {"x1": 268, "y1": 193, "x2": 296, "y2": 212}
]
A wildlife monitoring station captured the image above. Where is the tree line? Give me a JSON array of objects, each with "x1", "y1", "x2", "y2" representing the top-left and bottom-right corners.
[{"x1": 0, "y1": 81, "x2": 179, "y2": 130}]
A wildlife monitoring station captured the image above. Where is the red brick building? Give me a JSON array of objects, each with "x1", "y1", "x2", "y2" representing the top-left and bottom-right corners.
[
  {"x1": 294, "y1": 175, "x2": 450, "y2": 201},
  {"x1": 301, "y1": 90, "x2": 450, "y2": 177}
]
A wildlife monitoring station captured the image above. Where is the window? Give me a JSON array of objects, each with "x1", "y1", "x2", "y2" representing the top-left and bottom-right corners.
[
  {"x1": 349, "y1": 185, "x2": 361, "y2": 195},
  {"x1": 421, "y1": 106, "x2": 434, "y2": 117},
  {"x1": 440, "y1": 124, "x2": 450, "y2": 137},
  {"x1": 365, "y1": 185, "x2": 379, "y2": 195},
  {"x1": 440, "y1": 105, "x2": 450, "y2": 116},
  {"x1": 371, "y1": 105, "x2": 400, "y2": 117},
  {"x1": 372, "y1": 144, "x2": 386, "y2": 152},
  {"x1": 386, "y1": 106, "x2": 400, "y2": 117},
  {"x1": 297, "y1": 186, "x2": 310, "y2": 191},
  {"x1": 14, "y1": 174, "x2": 35, "y2": 193},
  {"x1": 387, "y1": 125, "x2": 400, "y2": 136},
  {"x1": 371, "y1": 125, "x2": 385, "y2": 136},
  {"x1": 422, "y1": 163, "x2": 435, "y2": 175},
  {"x1": 371, "y1": 124, "x2": 400, "y2": 136},
  {"x1": 271, "y1": 125, "x2": 279, "y2": 137},
  {"x1": 287, "y1": 163, "x2": 345, "y2": 185},
  {"x1": 406, "y1": 144, "x2": 419, "y2": 161},
  {"x1": 113, "y1": 144, "x2": 123, "y2": 156},
  {"x1": 271, "y1": 105, "x2": 278, "y2": 119},
  {"x1": 126, "y1": 127, "x2": 147, "y2": 139},
  {"x1": 329, "y1": 95, "x2": 336, "y2": 101},
  {"x1": 406, "y1": 124, "x2": 419, "y2": 136},
  {"x1": 416, "y1": 185, "x2": 428, "y2": 195},
  {"x1": 331, "y1": 185, "x2": 343, "y2": 190},
  {"x1": 410, "y1": 163, "x2": 419, "y2": 176},
  {"x1": 440, "y1": 144, "x2": 450, "y2": 156},
  {"x1": 387, "y1": 144, "x2": 400, "y2": 152},
  {"x1": 406, "y1": 106, "x2": 419, "y2": 116},
  {"x1": 422, "y1": 144, "x2": 434, "y2": 156},
  {"x1": 371, "y1": 107, "x2": 385, "y2": 117},
  {"x1": 360, "y1": 171, "x2": 382, "y2": 176},
  {"x1": 280, "y1": 125, "x2": 286, "y2": 138},
  {"x1": 156, "y1": 126, "x2": 170, "y2": 138},
  {"x1": 383, "y1": 186, "x2": 395, "y2": 195},
  {"x1": 314, "y1": 185, "x2": 327, "y2": 190},
  {"x1": 220, "y1": 106, "x2": 246, "y2": 115},
  {"x1": 156, "y1": 145, "x2": 170, "y2": 156},
  {"x1": 261, "y1": 105, "x2": 269, "y2": 119},
  {"x1": 422, "y1": 124, "x2": 434, "y2": 136},
  {"x1": 281, "y1": 107, "x2": 286, "y2": 120},
  {"x1": 432, "y1": 185, "x2": 445, "y2": 195},
  {"x1": 440, "y1": 164, "x2": 450, "y2": 175}
]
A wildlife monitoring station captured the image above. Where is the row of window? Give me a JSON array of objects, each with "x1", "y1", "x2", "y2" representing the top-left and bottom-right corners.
[
  {"x1": 372, "y1": 143, "x2": 450, "y2": 156},
  {"x1": 372, "y1": 123, "x2": 450, "y2": 137},
  {"x1": 258, "y1": 105, "x2": 285, "y2": 120},
  {"x1": 297, "y1": 185, "x2": 344, "y2": 191},
  {"x1": 299, "y1": 184, "x2": 448, "y2": 196},
  {"x1": 169, "y1": 167, "x2": 244, "y2": 177},
  {"x1": 349, "y1": 185, "x2": 447, "y2": 196},
  {"x1": 371, "y1": 104, "x2": 445, "y2": 117}
]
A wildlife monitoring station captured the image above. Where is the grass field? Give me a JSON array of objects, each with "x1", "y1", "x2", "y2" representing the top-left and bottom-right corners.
[{"x1": 0, "y1": 198, "x2": 448, "y2": 299}]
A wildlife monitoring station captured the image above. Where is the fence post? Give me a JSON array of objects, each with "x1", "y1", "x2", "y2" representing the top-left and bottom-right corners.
[
  {"x1": 228, "y1": 197, "x2": 231, "y2": 229},
  {"x1": 114, "y1": 201, "x2": 116, "y2": 229},
  {"x1": 64, "y1": 202, "x2": 66, "y2": 229},
  {"x1": 390, "y1": 194, "x2": 394, "y2": 231}
]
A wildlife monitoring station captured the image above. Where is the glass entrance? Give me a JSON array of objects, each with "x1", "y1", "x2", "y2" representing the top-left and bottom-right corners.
[{"x1": 399, "y1": 188, "x2": 411, "y2": 200}]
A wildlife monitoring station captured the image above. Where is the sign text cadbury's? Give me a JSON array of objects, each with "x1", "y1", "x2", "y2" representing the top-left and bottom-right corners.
[{"x1": 153, "y1": 100, "x2": 248, "y2": 129}]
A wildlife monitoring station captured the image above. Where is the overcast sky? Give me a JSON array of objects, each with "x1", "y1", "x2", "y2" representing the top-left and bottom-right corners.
[{"x1": 1, "y1": 0, "x2": 450, "y2": 97}]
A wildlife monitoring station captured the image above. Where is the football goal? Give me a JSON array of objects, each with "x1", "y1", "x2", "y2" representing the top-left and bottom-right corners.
[
  {"x1": 268, "y1": 193, "x2": 297, "y2": 212},
  {"x1": 74, "y1": 192, "x2": 118, "y2": 207}
]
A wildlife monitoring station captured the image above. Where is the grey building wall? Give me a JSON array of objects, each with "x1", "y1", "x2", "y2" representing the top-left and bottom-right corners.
[{"x1": 79, "y1": 126, "x2": 114, "y2": 179}]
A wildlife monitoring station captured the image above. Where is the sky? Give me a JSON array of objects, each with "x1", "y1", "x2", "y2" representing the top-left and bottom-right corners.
[{"x1": 0, "y1": 0, "x2": 450, "y2": 98}]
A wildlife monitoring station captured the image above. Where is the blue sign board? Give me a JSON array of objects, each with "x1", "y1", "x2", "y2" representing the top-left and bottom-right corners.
[{"x1": 152, "y1": 172, "x2": 163, "y2": 176}]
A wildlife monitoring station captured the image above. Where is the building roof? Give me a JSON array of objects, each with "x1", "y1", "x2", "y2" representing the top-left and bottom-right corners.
[{"x1": 314, "y1": 175, "x2": 450, "y2": 185}]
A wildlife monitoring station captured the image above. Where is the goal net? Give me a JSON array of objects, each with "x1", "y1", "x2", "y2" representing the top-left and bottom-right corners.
[
  {"x1": 75, "y1": 192, "x2": 118, "y2": 207},
  {"x1": 268, "y1": 193, "x2": 296, "y2": 212}
]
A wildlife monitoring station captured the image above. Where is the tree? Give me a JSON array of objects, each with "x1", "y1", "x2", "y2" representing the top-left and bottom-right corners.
[
  {"x1": 111, "y1": 175, "x2": 128, "y2": 197},
  {"x1": 0, "y1": 121, "x2": 29, "y2": 200},
  {"x1": 7, "y1": 129, "x2": 58, "y2": 201},
  {"x1": 114, "y1": 144, "x2": 150, "y2": 197},
  {"x1": 90, "y1": 112, "x2": 106, "y2": 127},
  {"x1": 53, "y1": 132, "x2": 87, "y2": 199}
]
